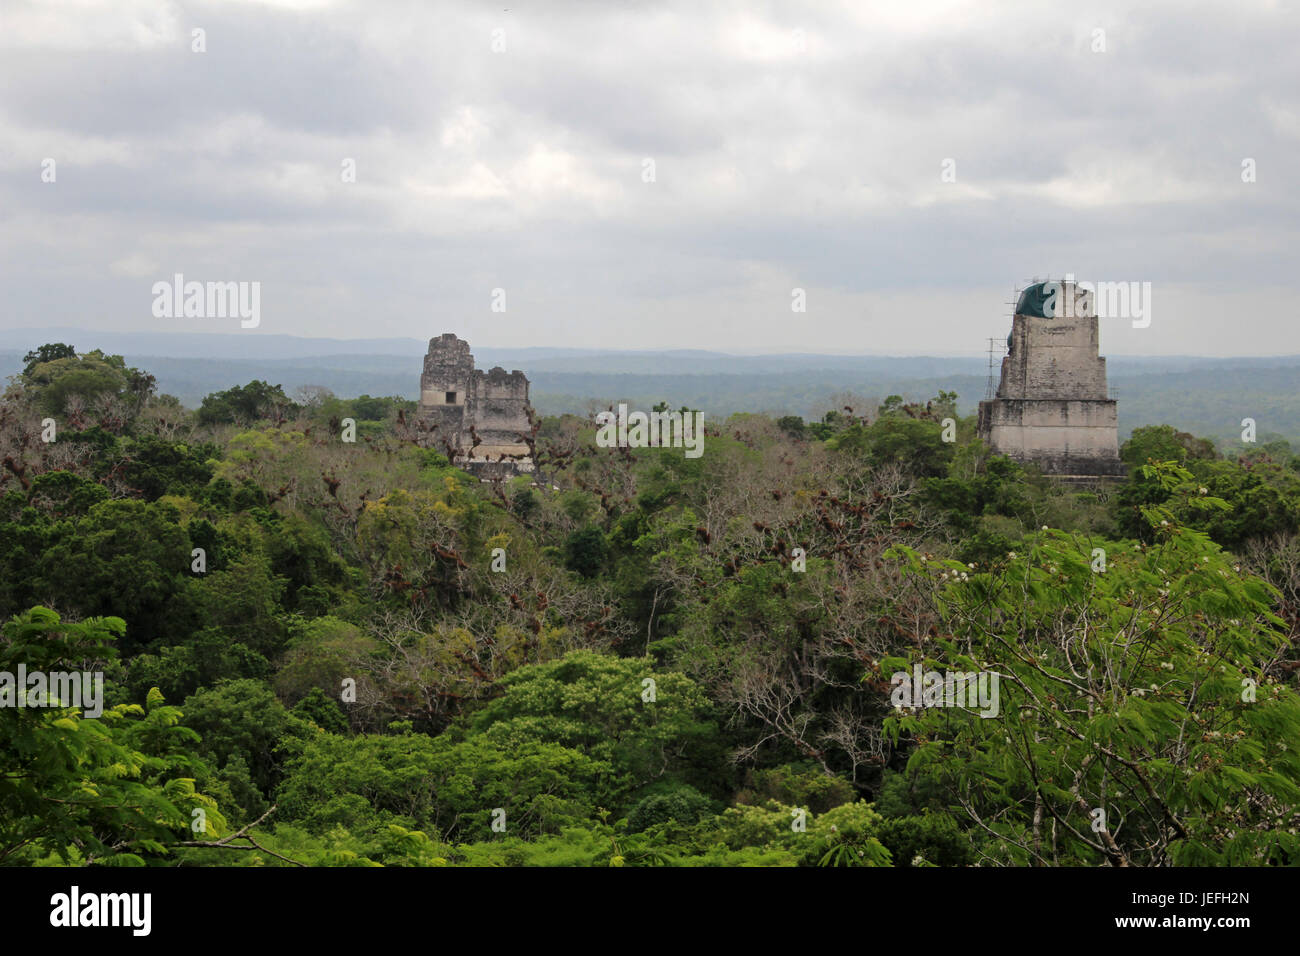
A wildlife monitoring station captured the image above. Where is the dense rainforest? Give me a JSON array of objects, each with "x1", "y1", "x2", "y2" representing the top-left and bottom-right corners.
[{"x1": 2, "y1": 344, "x2": 1298, "y2": 867}]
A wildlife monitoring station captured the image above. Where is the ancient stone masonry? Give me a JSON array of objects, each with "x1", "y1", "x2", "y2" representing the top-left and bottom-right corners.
[
  {"x1": 418, "y1": 333, "x2": 534, "y2": 478},
  {"x1": 977, "y1": 280, "x2": 1126, "y2": 478}
]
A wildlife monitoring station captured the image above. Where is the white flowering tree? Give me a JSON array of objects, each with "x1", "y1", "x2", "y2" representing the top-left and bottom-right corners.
[{"x1": 884, "y1": 461, "x2": 1300, "y2": 866}]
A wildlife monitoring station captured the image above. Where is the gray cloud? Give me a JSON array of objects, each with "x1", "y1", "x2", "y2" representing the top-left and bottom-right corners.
[{"x1": 0, "y1": 0, "x2": 1296, "y2": 356}]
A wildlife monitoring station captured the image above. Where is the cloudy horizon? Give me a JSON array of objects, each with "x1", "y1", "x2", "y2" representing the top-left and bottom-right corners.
[{"x1": 2, "y1": 0, "x2": 1297, "y2": 357}]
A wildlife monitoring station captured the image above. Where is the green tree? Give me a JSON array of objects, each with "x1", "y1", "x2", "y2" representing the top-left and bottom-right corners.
[
  {"x1": 275, "y1": 729, "x2": 607, "y2": 841},
  {"x1": 776, "y1": 415, "x2": 806, "y2": 439},
  {"x1": 182, "y1": 679, "x2": 303, "y2": 800},
  {"x1": 1121, "y1": 424, "x2": 1217, "y2": 470},
  {"x1": 21, "y1": 349, "x2": 146, "y2": 418},
  {"x1": 886, "y1": 462, "x2": 1300, "y2": 866},
  {"x1": 826, "y1": 417, "x2": 954, "y2": 477},
  {"x1": 37, "y1": 499, "x2": 194, "y2": 650},
  {"x1": 115, "y1": 436, "x2": 219, "y2": 501},
  {"x1": 564, "y1": 526, "x2": 609, "y2": 578},
  {"x1": 197, "y1": 381, "x2": 298, "y2": 425},
  {"x1": 467, "y1": 650, "x2": 726, "y2": 806},
  {"x1": 0, "y1": 607, "x2": 226, "y2": 865},
  {"x1": 21, "y1": 343, "x2": 76, "y2": 376}
]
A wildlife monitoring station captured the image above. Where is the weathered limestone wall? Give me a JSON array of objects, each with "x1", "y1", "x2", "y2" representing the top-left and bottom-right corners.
[
  {"x1": 978, "y1": 286, "x2": 1125, "y2": 478},
  {"x1": 978, "y1": 398, "x2": 1122, "y2": 476},
  {"x1": 473, "y1": 366, "x2": 531, "y2": 457},
  {"x1": 418, "y1": 334, "x2": 534, "y2": 475},
  {"x1": 998, "y1": 314, "x2": 1109, "y2": 400},
  {"x1": 419, "y1": 332, "x2": 471, "y2": 438}
]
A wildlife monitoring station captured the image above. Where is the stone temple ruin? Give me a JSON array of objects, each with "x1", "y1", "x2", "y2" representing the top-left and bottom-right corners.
[
  {"x1": 977, "y1": 280, "x2": 1126, "y2": 479},
  {"x1": 418, "y1": 333, "x2": 534, "y2": 478}
]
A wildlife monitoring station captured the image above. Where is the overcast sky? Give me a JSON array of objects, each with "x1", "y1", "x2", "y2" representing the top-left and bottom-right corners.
[{"x1": 1, "y1": 0, "x2": 1296, "y2": 355}]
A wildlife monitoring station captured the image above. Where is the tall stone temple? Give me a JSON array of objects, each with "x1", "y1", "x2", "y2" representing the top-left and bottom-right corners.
[
  {"x1": 418, "y1": 333, "x2": 535, "y2": 478},
  {"x1": 977, "y1": 280, "x2": 1126, "y2": 479}
]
